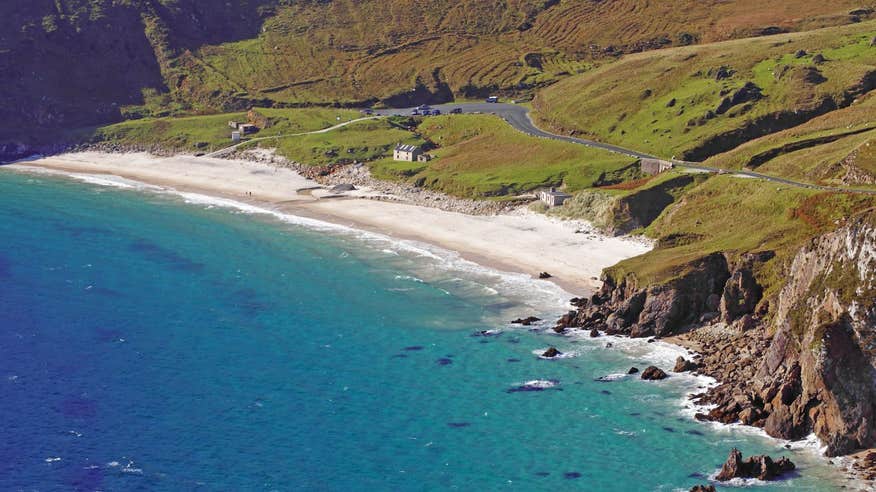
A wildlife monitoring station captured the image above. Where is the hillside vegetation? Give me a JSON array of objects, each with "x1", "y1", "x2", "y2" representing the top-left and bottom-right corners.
[
  {"x1": 604, "y1": 177, "x2": 874, "y2": 300},
  {"x1": 374, "y1": 114, "x2": 636, "y2": 197},
  {"x1": 2, "y1": 0, "x2": 872, "y2": 146},
  {"x1": 706, "y1": 92, "x2": 876, "y2": 187},
  {"x1": 534, "y1": 20, "x2": 876, "y2": 161}
]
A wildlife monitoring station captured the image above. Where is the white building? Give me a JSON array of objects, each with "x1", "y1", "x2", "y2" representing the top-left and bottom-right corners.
[
  {"x1": 231, "y1": 131, "x2": 241, "y2": 142},
  {"x1": 394, "y1": 143, "x2": 422, "y2": 162},
  {"x1": 538, "y1": 187, "x2": 572, "y2": 207}
]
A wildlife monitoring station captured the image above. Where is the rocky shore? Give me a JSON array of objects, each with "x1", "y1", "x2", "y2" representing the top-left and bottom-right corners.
[{"x1": 552, "y1": 212, "x2": 876, "y2": 486}]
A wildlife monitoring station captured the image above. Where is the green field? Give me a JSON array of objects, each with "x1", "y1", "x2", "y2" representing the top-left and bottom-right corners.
[{"x1": 88, "y1": 108, "x2": 362, "y2": 154}]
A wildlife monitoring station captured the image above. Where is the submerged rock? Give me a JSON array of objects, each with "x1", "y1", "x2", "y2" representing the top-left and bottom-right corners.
[
  {"x1": 641, "y1": 366, "x2": 668, "y2": 380},
  {"x1": 511, "y1": 316, "x2": 541, "y2": 326},
  {"x1": 507, "y1": 379, "x2": 561, "y2": 393},
  {"x1": 627, "y1": 367, "x2": 640, "y2": 375},
  {"x1": 541, "y1": 347, "x2": 562, "y2": 358},
  {"x1": 589, "y1": 328, "x2": 600, "y2": 338},
  {"x1": 689, "y1": 486, "x2": 716, "y2": 492},
  {"x1": 715, "y1": 448, "x2": 795, "y2": 481}
]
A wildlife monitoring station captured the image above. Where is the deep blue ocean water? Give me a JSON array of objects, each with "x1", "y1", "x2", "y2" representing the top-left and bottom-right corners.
[{"x1": 0, "y1": 169, "x2": 847, "y2": 491}]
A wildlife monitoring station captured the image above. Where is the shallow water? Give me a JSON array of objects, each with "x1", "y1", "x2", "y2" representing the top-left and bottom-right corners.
[{"x1": 0, "y1": 170, "x2": 845, "y2": 490}]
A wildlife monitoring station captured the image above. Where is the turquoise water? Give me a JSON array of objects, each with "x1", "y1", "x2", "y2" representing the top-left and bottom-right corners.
[{"x1": 0, "y1": 169, "x2": 845, "y2": 490}]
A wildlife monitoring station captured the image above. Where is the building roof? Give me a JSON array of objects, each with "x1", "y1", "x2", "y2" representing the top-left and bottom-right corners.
[
  {"x1": 395, "y1": 144, "x2": 420, "y2": 152},
  {"x1": 541, "y1": 188, "x2": 572, "y2": 197}
]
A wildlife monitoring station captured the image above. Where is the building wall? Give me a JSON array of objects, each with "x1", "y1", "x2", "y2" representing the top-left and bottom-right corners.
[{"x1": 641, "y1": 158, "x2": 674, "y2": 175}]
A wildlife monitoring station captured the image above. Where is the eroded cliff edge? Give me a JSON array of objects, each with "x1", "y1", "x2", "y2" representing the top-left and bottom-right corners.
[{"x1": 559, "y1": 211, "x2": 876, "y2": 458}]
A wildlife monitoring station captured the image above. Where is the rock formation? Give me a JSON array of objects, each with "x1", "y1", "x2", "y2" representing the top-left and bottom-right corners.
[
  {"x1": 541, "y1": 347, "x2": 562, "y2": 358},
  {"x1": 673, "y1": 356, "x2": 697, "y2": 372},
  {"x1": 715, "y1": 448, "x2": 795, "y2": 481},
  {"x1": 641, "y1": 366, "x2": 668, "y2": 380}
]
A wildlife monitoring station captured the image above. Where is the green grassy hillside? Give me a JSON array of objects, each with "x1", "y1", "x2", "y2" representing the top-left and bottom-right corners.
[
  {"x1": 534, "y1": 21, "x2": 876, "y2": 161},
  {"x1": 375, "y1": 114, "x2": 636, "y2": 197},
  {"x1": 2, "y1": 0, "x2": 871, "y2": 149},
  {"x1": 706, "y1": 92, "x2": 876, "y2": 187},
  {"x1": 605, "y1": 177, "x2": 874, "y2": 299}
]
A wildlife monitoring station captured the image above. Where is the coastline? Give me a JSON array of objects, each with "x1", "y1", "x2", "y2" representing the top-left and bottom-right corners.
[
  {"x1": 4, "y1": 151, "x2": 864, "y2": 488},
  {"x1": 5, "y1": 151, "x2": 650, "y2": 295}
]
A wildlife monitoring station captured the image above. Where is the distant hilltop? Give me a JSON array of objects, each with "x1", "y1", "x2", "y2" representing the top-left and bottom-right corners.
[{"x1": 2, "y1": 0, "x2": 873, "y2": 141}]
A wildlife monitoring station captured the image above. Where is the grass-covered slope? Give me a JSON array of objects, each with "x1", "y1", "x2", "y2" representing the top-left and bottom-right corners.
[
  {"x1": 88, "y1": 107, "x2": 362, "y2": 155},
  {"x1": 706, "y1": 92, "x2": 876, "y2": 187},
  {"x1": 2, "y1": 0, "x2": 871, "y2": 146},
  {"x1": 185, "y1": 1, "x2": 873, "y2": 109},
  {"x1": 605, "y1": 177, "x2": 874, "y2": 300},
  {"x1": 371, "y1": 114, "x2": 636, "y2": 197},
  {"x1": 534, "y1": 21, "x2": 876, "y2": 161}
]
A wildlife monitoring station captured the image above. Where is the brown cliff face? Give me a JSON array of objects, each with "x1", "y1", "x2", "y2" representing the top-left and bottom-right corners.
[
  {"x1": 560, "y1": 212, "x2": 876, "y2": 457},
  {"x1": 758, "y1": 213, "x2": 876, "y2": 456}
]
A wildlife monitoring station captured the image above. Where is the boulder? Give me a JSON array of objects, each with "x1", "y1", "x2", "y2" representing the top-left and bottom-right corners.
[
  {"x1": 627, "y1": 367, "x2": 639, "y2": 374},
  {"x1": 330, "y1": 183, "x2": 356, "y2": 193},
  {"x1": 589, "y1": 328, "x2": 600, "y2": 338},
  {"x1": 689, "y1": 486, "x2": 716, "y2": 492},
  {"x1": 739, "y1": 406, "x2": 765, "y2": 425},
  {"x1": 641, "y1": 366, "x2": 668, "y2": 380},
  {"x1": 553, "y1": 311, "x2": 577, "y2": 333},
  {"x1": 538, "y1": 272, "x2": 553, "y2": 279},
  {"x1": 541, "y1": 347, "x2": 562, "y2": 358},
  {"x1": 794, "y1": 49, "x2": 808, "y2": 58},
  {"x1": 673, "y1": 356, "x2": 697, "y2": 372},
  {"x1": 511, "y1": 316, "x2": 541, "y2": 326}
]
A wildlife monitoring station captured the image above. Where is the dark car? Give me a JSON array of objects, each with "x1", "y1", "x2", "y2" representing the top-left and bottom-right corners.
[
  {"x1": 432, "y1": 109, "x2": 441, "y2": 115},
  {"x1": 360, "y1": 108, "x2": 374, "y2": 115},
  {"x1": 421, "y1": 109, "x2": 432, "y2": 116},
  {"x1": 450, "y1": 108, "x2": 462, "y2": 114}
]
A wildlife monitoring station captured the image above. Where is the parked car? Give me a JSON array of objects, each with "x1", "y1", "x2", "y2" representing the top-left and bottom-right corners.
[
  {"x1": 421, "y1": 109, "x2": 432, "y2": 115},
  {"x1": 360, "y1": 108, "x2": 373, "y2": 115},
  {"x1": 450, "y1": 108, "x2": 462, "y2": 114},
  {"x1": 417, "y1": 104, "x2": 431, "y2": 111},
  {"x1": 485, "y1": 96, "x2": 499, "y2": 103},
  {"x1": 432, "y1": 109, "x2": 441, "y2": 115},
  {"x1": 411, "y1": 109, "x2": 420, "y2": 116}
]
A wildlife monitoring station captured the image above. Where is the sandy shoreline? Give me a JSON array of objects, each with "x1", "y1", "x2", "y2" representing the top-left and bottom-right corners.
[{"x1": 5, "y1": 152, "x2": 651, "y2": 295}]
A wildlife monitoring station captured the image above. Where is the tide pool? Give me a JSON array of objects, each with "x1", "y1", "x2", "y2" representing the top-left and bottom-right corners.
[{"x1": 0, "y1": 170, "x2": 846, "y2": 490}]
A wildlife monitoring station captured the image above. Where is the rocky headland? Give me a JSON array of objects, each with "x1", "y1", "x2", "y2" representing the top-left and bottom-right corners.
[{"x1": 554, "y1": 211, "x2": 876, "y2": 483}]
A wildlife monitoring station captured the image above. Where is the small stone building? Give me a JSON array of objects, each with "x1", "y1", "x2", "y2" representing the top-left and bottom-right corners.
[
  {"x1": 239, "y1": 123, "x2": 259, "y2": 135},
  {"x1": 538, "y1": 187, "x2": 572, "y2": 207},
  {"x1": 640, "y1": 158, "x2": 674, "y2": 175},
  {"x1": 417, "y1": 153, "x2": 432, "y2": 162},
  {"x1": 394, "y1": 144, "x2": 422, "y2": 162}
]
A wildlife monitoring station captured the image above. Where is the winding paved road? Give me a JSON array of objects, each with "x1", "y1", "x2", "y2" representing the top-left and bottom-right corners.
[{"x1": 376, "y1": 103, "x2": 876, "y2": 195}]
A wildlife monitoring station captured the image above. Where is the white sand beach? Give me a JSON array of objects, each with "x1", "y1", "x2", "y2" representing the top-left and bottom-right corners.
[{"x1": 7, "y1": 152, "x2": 651, "y2": 294}]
